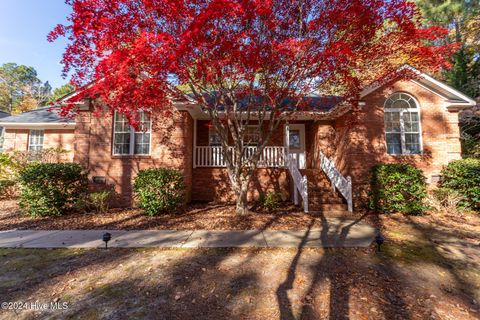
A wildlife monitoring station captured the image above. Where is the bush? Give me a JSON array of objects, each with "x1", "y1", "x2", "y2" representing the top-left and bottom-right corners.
[
  {"x1": 261, "y1": 191, "x2": 283, "y2": 210},
  {"x1": 0, "y1": 148, "x2": 70, "y2": 179},
  {"x1": 88, "y1": 190, "x2": 113, "y2": 214},
  {"x1": 427, "y1": 188, "x2": 464, "y2": 213},
  {"x1": 18, "y1": 163, "x2": 88, "y2": 216},
  {"x1": 0, "y1": 153, "x2": 19, "y2": 179},
  {"x1": 0, "y1": 179, "x2": 17, "y2": 199},
  {"x1": 369, "y1": 163, "x2": 428, "y2": 215},
  {"x1": 133, "y1": 168, "x2": 185, "y2": 216},
  {"x1": 441, "y1": 159, "x2": 480, "y2": 211}
]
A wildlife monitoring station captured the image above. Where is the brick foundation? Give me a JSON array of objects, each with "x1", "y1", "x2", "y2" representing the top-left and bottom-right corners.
[{"x1": 192, "y1": 167, "x2": 290, "y2": 202}]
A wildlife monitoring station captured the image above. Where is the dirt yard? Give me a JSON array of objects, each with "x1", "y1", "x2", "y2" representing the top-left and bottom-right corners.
[{"x1": 1, "y1": 203, "x2": 479, "y2": 319}]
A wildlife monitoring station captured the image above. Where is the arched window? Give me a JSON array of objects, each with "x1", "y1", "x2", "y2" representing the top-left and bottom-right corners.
[{"x1": 384, "y1": 93, "x2": 422, "y2": 155}]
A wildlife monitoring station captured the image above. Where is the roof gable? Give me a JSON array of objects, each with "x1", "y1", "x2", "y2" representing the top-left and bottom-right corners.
[{"x1": 360, "y1": 65, "x2": 476, "y2": 108}]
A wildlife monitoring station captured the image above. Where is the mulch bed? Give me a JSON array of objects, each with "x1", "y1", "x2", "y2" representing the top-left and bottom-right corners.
[{"x1": 0, "y1": 200, "x2": 369, "y2": 231}]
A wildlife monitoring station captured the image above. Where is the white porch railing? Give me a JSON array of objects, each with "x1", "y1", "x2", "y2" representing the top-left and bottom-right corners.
[
  {"x1": 319, "y1": 151, "x2": 353, "y2": 212},
  {"x1": 194, "y1": 146, "x2": 286, "y2": 168},
  {"x1": 286, "y1": 154, "x2": 309, "y2": 213}
]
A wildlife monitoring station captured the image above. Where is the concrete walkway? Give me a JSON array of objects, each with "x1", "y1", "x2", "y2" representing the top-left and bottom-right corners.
[{"x1": 0, "y1": 218, "x2": 376, "y2": 249}]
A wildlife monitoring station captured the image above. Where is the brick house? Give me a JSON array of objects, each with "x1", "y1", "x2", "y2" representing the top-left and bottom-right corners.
[{"x1": 0, "y1": 66, "x2": 476, "y2": 211}]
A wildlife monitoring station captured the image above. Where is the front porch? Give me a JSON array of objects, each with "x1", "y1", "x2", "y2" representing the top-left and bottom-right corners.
[
  {"x1": 192, "y1": 120, "x2": 313, "y2": 169},
  {"x1": 191, "y1": 119, "x2": 353, "y2": 212},
  {"x1": 194, "y1": 146, "x2": 287, "y2": 168}
]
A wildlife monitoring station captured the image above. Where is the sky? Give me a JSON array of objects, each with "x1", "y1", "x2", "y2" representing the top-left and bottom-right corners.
[{"x1": 0, "y1": 0, "x2": 72, "y2": 89}]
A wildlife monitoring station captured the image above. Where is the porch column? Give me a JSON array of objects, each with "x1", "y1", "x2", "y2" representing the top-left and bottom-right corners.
[
  {"x1": 193, "y1": 118, "x2": 197, "y2": 168},
  {"x1": 285, "y1": 121, "x2": 290, "y2": 157}
]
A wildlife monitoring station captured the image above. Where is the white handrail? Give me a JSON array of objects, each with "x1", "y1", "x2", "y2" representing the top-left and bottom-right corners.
[
  {"x1": 194, "y1": 146, "x2": 286, "y2": 168},
  {"x1": 319, "y1": 151, "x2": 353, "y2": 212},
  {"x1": 286, "y1": 154, "x2": 308, "y2": 213}
]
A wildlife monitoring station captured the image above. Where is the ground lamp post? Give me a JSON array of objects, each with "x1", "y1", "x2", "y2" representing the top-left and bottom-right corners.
[
  {"x1": 375, "y1": 233, "x2": 385, "y2": 252},
  {"x1": 102, "y1": 232, "x2": 111, "y2": 249}
]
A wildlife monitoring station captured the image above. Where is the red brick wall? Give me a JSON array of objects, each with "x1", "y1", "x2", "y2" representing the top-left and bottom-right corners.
[
  {"x1": 337, "y1": 79, "x2": 462, "y2": 207},
  {"x1": 306, "y1": 120, "x2": 336, "y2": 169},
  {"x1": 3, "y1": 128, "x2": 75, "y2": 161},
  {"x1": 71, "y1": 78, "x2": 461, "y2": 208},
  {"x1": 192, "y1": 168, "x2": 289, "y2": 202},
  {"x1": 74, "y1": 108, "x2": 194, "y2": 206}
]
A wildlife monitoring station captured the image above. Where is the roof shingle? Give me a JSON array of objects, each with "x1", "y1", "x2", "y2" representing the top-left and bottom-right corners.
[{"x1": 0, "y1": 107, "x2": 73, "y2": 124}]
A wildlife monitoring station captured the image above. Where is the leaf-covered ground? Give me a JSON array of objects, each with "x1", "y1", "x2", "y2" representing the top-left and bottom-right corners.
[
  {"x1": 1, "y1": 208, "x2": 479, "y2": 319},
  {"x1": 0, "y1": 200, "x2": 355, "y2": 231}
]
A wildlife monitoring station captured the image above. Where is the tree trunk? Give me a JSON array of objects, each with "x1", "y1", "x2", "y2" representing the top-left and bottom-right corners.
[
  {"x1": 233, "y1": 175, "x2": 250, "y2": 215},
  {"x1": 228, "y1": 168, "x2": 251, "y2": 215},
  {"x1": 235, "y1": 182, "x2": 249, "y2": 215}
]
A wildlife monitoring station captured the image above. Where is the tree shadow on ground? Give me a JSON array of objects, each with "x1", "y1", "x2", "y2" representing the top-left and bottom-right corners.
[
  {"x1": 1, "y1": 212, "x2": 479, "y2": 319},
  {"x1": 403, "y1": 215, "x2": 480, "y2": 308}
]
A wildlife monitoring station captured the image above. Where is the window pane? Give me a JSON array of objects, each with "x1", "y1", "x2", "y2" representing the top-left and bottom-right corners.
[
  {"x1": 115, "y1": 132, "x2": 130, "y2": 144},
  {"x1": 134, "y1": 112, "x2": 151, "y2": 155},
  {"x1": 114, "y1": 143, "x2": 130, "y2": 155},
  {"x1": 289, "y1": 130, "x2": 301, "y2": 149},
  {"x1": 29, "y1": 130, "x2": 44, "y2": 152},
  {"x1": 392, "y1": 100, "x2": 410, "y2": 109},
  {"x1": 403, "y1": 112, "x2": 420, "y2": 132},
  {"x1": 134, "y1": 133, "x2": 150, "y2": 154},
  {"x1": 385, "y1": 93, "x2": 417, "y2": 109},
  {"x1": 114, "y1": 112, "x2": 132, "y2": 155},
  {"x1": 113, "y1": 111, "x2": 151, "y2": 155},
  {"x1": 138, "y1": 112, "x2": 151, "y2": 132},
  {"x1": 405, "y1": 133, "x2": 421, "y2": 154},
  {"x1": 386, "y1": 133, "x2": 401, "y2": 154},
  {"x1": 385, "y1": 111, "x2": 401, "y2": 133},
  {"x1": 405, "y1": 133, "x2": 419, "y2": 144}
]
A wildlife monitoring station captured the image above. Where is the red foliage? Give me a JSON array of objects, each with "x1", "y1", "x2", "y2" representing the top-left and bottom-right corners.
[{"x1": 49, "y1": 0, "x2": 456, "y2": 121}]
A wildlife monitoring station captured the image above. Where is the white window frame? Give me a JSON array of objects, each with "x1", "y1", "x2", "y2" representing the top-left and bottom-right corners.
[
  {"x1": 384, "y1": 92, "x2": 423, "y2": 155},
  {"x1": 28, "y1": 129, "x2": 44, "y2": 152},
  {"x1": 112, "y1": 111, "x2": 152, "y2": 156}
]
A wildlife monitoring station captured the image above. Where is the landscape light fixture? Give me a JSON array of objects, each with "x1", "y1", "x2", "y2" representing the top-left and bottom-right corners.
[
  {"x1": 102, "y1": 232, "x2": 112, "y2": 249},
  {"x1": 375, "y1": 233, "x2": 385, "y2": 252}
]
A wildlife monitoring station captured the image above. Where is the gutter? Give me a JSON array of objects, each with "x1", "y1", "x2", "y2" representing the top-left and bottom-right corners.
[{"x1": 0, "y1": 123, "x2": 76, "y2": 129}]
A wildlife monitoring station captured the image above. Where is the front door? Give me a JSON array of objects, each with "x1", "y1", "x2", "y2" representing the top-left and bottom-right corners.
[{"x1": 285, "y1": 124, "x2": 306, "y2": 169}]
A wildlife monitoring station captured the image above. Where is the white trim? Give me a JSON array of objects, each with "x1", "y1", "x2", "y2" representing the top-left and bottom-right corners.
[
  {"x1": 0, "y1": 123, "x2": 75, "y2": 129},
  {"x1": 410, "y1": 80, "x2": 450, "y2": 100},
  {"x1": 28, "y1": 129, "x2": 44, "y2": 151},
  {"x1": 361, "y1": 64, "x2": 476, "y2": 106},
  {"x1": 384, "y1": 92, "x2": 423, "y2": 156},
  {"x1": 193, "y1": 118, "x2": 197, "y2": 168},
  {"x1": 112, "y1": 111, "x2": 152, "y2": 156},
  {"x1": 285, "y1": 123, "x2": 306, "y2": 169},
  {"x1": 419, "y1": 70, "x2": 476, "y2": 105}
]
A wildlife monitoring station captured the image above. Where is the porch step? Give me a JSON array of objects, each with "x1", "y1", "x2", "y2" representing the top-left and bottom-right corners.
[
  {"x1": 309, "y1": 203, "x2": 349, "y2": 211},
  {"x1": 298, "y1": 168, "x2": 349, "y2": 212},
  {"x1": 308, "y1": 194, "x2": 345, "y2": 204},
  {"x1": 300, "y1": 169, "x2": 333, "y2": 188}
]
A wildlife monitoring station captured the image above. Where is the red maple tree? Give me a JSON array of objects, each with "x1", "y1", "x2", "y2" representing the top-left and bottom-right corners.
[{"x1": 50, "y1": 0, "x2": 456, "y2": 214}]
